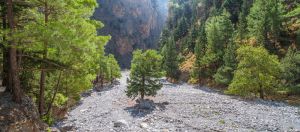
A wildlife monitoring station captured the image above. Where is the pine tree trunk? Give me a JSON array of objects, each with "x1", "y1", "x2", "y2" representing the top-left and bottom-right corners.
[
  {"x1": 2, "y1": 49, "x2": 8, "y2": 89},
  {"x1": 141, "y1": 75, "x2": 145, "y2": 100},
  {"x1": 46, "y1": 71, "x2": 62, "y2": 116},
  {"x1": 7, "y1": 0, "x2": 22, "y2": 103},
  {"x1": 39, "y1": 1, "x2": 49, "y2": 115},
  {"x1": 198, "y1": 73, "x2": 201, "y2": 86},
  {"x1": 2, "y1": 6, "x2": 9, "y2": 90},
  {"x1": 100, "y1": 74, "x2": 104, "y2": 88},
  {"x1": 259, "y1": 84, "x2": 264, "y2": 99},
  {"x1": 110, "y1": 69, "x2": 113, "y2": 84}
]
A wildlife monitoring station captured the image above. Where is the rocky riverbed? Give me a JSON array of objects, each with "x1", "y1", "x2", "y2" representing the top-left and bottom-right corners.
[{"x1": 56, "y1": 71, "x2": 300, "y2": 131}]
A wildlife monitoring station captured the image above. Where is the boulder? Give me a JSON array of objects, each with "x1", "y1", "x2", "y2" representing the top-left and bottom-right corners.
[
  {"x1": 140, "y1": 123, "x2": 149, "y2": 129},
  {"x1": 113, "y1": 120, "x2": 128, "y2": 128}
]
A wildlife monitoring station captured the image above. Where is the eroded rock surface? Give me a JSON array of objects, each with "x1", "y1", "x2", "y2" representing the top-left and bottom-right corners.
[{"x1": 93, "y1": 0, "x2": 168, "y2": 68}]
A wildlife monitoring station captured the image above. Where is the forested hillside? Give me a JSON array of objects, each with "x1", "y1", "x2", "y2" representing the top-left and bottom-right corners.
[{"x1": 160, "y1": 0, "x2": 300, "y2": 99}]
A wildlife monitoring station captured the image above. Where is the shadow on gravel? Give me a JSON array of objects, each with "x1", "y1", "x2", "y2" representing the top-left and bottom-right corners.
[
  {"x1": 193, "y1": 86, "x2": 224, "y2": 94},
  {"x1": 124, "y1": 99, "x2": 169, "y2": 118},
  {"x1": 194, "y1": 86, "x2": 291, "y2": 108}
]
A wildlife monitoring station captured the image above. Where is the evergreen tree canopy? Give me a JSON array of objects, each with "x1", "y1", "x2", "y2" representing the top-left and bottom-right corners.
[
  {"x1": 226, "y1": 46, "x2": 281, "y2": 99},
  {"x1": 162, "y1": 36, "x2": 180, "y2": 80},
  {"x1": 281, "y1": 48, "x2": 300, "y2": 90},
  {"x1": 201, "y1": 10, "x2": 233, "y2": 76},
  {"x1": 247, "y1": 0, "x2": 284, "y2": 51},
  {"x1": 126, "y1": 50, "x2": 164, "y2": 99},
  {"x1": 213, "y1": 41, "x2": 237, "y2": 85},
  {"x1": 107, "y1": 54, "x2": 122, "y2": 83}
]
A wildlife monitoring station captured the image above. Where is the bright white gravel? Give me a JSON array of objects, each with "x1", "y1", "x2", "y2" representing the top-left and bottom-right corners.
[{"x1": 57, "y1": 71, "x2": 300, "y2": 132}]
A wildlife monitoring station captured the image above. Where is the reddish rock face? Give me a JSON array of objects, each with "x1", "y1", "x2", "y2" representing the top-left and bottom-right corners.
[{"x1": 93, "y1": 0, "x2": 168, "y2": 68}]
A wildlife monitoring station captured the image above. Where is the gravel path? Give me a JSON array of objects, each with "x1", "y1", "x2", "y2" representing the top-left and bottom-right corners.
[{"x1": 57, "y1": 71, "x2": 300, "y2": 132}]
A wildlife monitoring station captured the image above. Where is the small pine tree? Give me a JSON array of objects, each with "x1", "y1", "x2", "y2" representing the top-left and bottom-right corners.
[
  {"x1": 158, "y1": 28, "x2": 170, "y2": 50},
  {"x1": 226, "y1": 46, "x2": 281, "y2": 99},
  {"x1": 107, "y1": 54, "x2": 121, "y2": 84},
  {"x1": 126, "y1": 50, "x2": 164, "y2": 100},
  {"x1": 98, "y1": 56, "x2": 109, "y2": 87}
]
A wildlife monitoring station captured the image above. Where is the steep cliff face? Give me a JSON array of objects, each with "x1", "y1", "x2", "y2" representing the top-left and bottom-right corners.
[{"x1": 93, "y1": 0, "x2": 168, "y2": 68}]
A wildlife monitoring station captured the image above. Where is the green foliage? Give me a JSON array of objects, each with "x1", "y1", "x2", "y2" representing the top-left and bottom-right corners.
[
  {"x1": 42, "y1": 114, "x2": 54, "y2": 125},
  {"x1": 107, "y1": 54, "x2": 122, "y2": 82},
  {"x1": 192, "y1": 22, "x2": 207, "y2": 81},
  {"x1": 222, "y1": 0, "x2": 243, "y2": 23},
  {"x1": 126, "y1": 50, "x2": 164, "y2": 99},
  {"x1": 226, "y1": 46, "x2": 281, "y2": 98},
  {"x1": 162, "y1": 36, "x2": 180, "y2": 80},
  {"x1": 214, "y1": 41, "x2": 237, "y2": 85},
  {"x1": 237, "y1": 0, "x2": 251, "y2": 40},
  {"x1": 247, "y1": 0, "x2": 284, "y2": 50},
  {"x1": 2, "y1": 0, "x2": 113, "y2": 120},
  {"x1": 174, "y1": 17, "x2": 188, "y2": 40},
  {"x1": 159, "y1": 28, "x2": 170, "y2": 50},
  {"x1": 285, "y1": 5, "x2": 300, "y2": 18},
  {"x1": 201, "y1": 10, "x2": 234, "y2": 77},
  {"x1": 18, "y1": 0, "x2": 111, "y2": 97},
  {"x1": 53, "y1": 93, "x2": 68, "y2": 107},
  {"x1": 161, "y1": 0, "x2": 300, "y2": 99},
  {"x1": 184, "y1": 25, "x2": 198, "y2": 52},
  {"x1": 281, "y1": 48, "x2": 300, "y2": 94}
]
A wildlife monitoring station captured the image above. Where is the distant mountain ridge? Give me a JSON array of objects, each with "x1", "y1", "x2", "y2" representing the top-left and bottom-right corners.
[{"x1": 93, "y1": 0, "x2": 168, "y2": 68}]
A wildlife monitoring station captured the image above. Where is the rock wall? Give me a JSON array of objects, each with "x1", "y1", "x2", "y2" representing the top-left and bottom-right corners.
[
  {"x1": 0, "y1": 93, "x2": 46, "y2": 131},
  {"x1": 93, "y1": 0, "x2": 168, "y2": 68}
]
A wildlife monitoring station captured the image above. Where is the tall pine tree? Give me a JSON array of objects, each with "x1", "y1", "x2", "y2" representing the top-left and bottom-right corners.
[
  {"x1": 247, "y1": 0, "x2": 283, "y2": 52},
  {"x1": 201, "y1": 10, "x2": 233, "y2": 77},
  {"x1": 162, "y1": 35, "x2": 180, "y2": 81}
]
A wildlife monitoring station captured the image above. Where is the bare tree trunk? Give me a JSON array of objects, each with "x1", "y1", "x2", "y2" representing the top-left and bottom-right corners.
[
  {"x1": 7, "y1": 0, "x2": 22, "y2": 103},
  {"x1": 39, "y1": 1, "x2": 49, "y2": 115}
]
